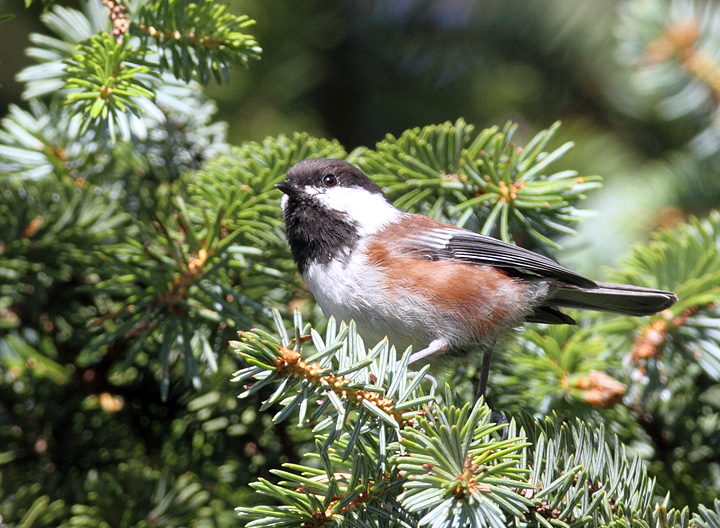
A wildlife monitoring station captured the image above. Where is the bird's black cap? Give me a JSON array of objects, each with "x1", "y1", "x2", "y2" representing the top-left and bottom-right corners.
[{"x1": 281, "y1": 158, "x2": 384, "y2": 195}]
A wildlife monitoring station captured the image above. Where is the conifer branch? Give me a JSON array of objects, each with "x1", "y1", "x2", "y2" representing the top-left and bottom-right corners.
[
  {"x1": 10, "y1": 0, "x2": 261, "y2": 139},
  {"x1": 63, "y1": 33, "x2": 156, "y2": 142},
  {"x1": 643, "y1": 19, "x2": 720, "y2": 102},
  {"x1": 135, "y1": 0, "x2": 261, "y2": 84},
  {"x1": 353, "y1": 119, "x2": 601, "y2": 249},
  {"x1": 618, "y1": 0, "x2": 720, "y2": 160},
  {"x1": 232, "y1": 310, "x2": 432, "y2": 432},
  {"x1": 6, "y1": 0, "x2": 720, "y2": 523},
  {"x1": 102, "y1": 0, "x2": 131, "y2": 42},
  {"x1": 234, "y1": 312, "x2": 706, "y2": 527},
  {"x1": 603, "y1": 212, "x2": 720, "y2": 381}
]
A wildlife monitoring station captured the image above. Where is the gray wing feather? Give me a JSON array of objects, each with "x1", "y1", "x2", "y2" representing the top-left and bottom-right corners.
[
  {"x1": 406, "y1": 228, "x2": 677, "y2": 318},
  {"x1": 411, "y1": 228, "x2": 596, "y2": 288}
]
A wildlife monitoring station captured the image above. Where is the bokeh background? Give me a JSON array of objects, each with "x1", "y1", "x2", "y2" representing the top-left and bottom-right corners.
[{"x1": 3, "y1": 0, "x2": 720, "y2": 525}]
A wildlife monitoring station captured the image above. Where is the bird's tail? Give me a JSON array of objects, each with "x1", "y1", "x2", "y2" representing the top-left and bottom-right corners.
[{"x1": 548, "y1": 281, "x2": 678, "y2": 317}]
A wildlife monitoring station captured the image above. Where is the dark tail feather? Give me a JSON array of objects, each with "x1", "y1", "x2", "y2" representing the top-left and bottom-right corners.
[{"x1": 547, "y1": 281, "x2": 678, "y2": 317}]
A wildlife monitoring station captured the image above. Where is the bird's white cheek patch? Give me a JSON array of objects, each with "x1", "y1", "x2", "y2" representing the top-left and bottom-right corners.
[
  {"x1": 281, "y1": 194, "x2": 289, "y2": 210},
  {"x1": 316, "y1": 187, "x2": 403, "y2": 236}
]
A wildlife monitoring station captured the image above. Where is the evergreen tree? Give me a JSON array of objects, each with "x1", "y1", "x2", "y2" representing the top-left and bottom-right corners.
[{"x1": 1, "y1": 0, "x2": 720, "y2": 527}]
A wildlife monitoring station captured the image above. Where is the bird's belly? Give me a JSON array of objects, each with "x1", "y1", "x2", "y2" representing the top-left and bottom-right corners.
[{"x1": 302, "y1": 256, "x2": 431, "y2": 353}]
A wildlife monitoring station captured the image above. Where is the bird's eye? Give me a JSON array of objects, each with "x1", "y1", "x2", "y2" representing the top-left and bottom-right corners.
[{"x1": 323, "y1": 174, "x2": 337, "y2": 187}]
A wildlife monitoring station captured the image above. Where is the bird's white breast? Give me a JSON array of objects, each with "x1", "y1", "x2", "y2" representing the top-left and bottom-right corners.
[
  {"x1": 303, "y1": 248, "x2": 387, "y2": 339},
  {"x1": 298, "y1": 189, "x2": 430, "y2": 351},
  {"x1": 302, "y1": 242, "x2": 434, "y2": 353}
]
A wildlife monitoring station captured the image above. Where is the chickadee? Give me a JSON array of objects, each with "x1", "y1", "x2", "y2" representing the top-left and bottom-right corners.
[{"x1": 276, "y1": 158, "x2": 678, "y2": 398}]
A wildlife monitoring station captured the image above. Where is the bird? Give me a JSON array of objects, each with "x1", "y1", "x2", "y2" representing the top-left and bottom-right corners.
[{"x1": 276, "y1": 158, "x2": 678, "y2": 399}]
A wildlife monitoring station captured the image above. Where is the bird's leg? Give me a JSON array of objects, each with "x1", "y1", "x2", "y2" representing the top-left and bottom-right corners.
[
  {"x1": 400, "y1": 338, "x2": 451, "y2": 389},
  {"x1": 406, "y1": 338, "x2": 451, "y2": 365},
  {"x1": 474, "y1": 341, "x2": 508, "y2": 437},
  {"x1": 475, "y1": 340, "x2": 496, "y2": 402}
]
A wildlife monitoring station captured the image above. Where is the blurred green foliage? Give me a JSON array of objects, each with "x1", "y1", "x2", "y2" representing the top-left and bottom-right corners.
[{"x1": 1, "y1": 0, "x2": 720, "y2": 526}]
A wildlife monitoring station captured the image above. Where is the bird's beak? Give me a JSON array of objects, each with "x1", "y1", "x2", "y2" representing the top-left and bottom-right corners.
[{"x1": 275, "y1": 181, "x2": 302, "y2": 195}]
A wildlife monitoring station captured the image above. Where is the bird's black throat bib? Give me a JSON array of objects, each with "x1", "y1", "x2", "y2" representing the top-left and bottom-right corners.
[{"x1": 283, "y1": 195, "x2": 359, "y2": 274}]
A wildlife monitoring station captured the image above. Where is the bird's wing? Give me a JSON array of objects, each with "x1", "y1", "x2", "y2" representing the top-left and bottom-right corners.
[{"x1": 407, "y1": 228, "x2": 597, "y2": 288}]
